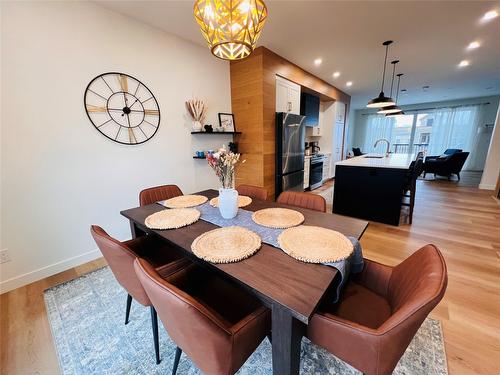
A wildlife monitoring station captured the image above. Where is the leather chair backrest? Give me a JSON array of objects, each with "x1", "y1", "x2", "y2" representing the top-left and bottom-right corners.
[
  {"x1": 374, "y1": 245, "x2": 447, "y2": 375},
  {"x1": 134, "y1": 259, "x2": 233, "y2": 374},
  {"x1": 236, "y1": 184, "x2": 268, "y2": 200},
  {"x1": 444, "y1": 148, "x2": 462, "y2": 155},
  {"x1": 90, "y1": 225, "x2": 151, "y2": 306},
  {"x1": 277, "y1": 191, "x2": 327, "y2": 212},
  {"x1": 386, "y1": 244, "x2": 447, "y2": 326},
  {"x1": 448, "y1": 152, "x2": 469, "y2": 173},
  {"x1": 139, "y1": 184, "x2": 183, "y2": 206},
  {"x1": 413, "y1": 157, "x2": 424, "y2": 179}
]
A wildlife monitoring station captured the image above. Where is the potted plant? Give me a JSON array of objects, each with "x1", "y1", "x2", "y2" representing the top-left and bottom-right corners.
[{"x1": 206, "y1": 146, "x2": 245, "y2": 219}]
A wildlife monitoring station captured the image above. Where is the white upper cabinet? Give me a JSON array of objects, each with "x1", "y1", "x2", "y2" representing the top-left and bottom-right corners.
[{"x1": 276, "y1": 76, "x2": 301, "y2": 115}]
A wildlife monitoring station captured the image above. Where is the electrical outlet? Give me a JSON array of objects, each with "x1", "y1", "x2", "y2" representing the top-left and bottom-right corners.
[{"x1": 0, "y1": 249, "x2": 11, "y2": 264}]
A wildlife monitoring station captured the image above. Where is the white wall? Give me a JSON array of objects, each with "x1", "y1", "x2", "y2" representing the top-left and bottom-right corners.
[
  {"x1": 0, "y1": 1, "x2": 232, "y2": 292},
  {"x1": 479, "y1": 105, "x2": 500, "y2": 190}
]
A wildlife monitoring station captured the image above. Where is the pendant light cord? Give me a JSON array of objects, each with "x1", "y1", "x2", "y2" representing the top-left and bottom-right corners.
[
  {"x1": 380, "y1": 43, "x2": 389, "y2": 92},
  {"x1": 395, "y1": 74, "x2": 403, "y2": 103},
  {"x1": 389, "y1": 60, "x2": 399, "y2": 98}
]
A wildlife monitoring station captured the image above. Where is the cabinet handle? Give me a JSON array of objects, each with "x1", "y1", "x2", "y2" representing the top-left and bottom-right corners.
[{"x1": 288, "y1": 102, "x2": 292, "y2": 112}]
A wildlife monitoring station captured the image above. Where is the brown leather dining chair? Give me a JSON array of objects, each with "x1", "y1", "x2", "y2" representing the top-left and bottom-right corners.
[
  {"x1": 134, "y1": 258, "x2": 271, "y2": 375},
  {"x1": 307, "y1": 244, "x2": 448, "y2": 375},
  {"x1": 90, "y1": 225, "x2": 189, "y2": 364},
  {"x1": 276, "y1": 191, "x2": 327, "y2": 212},
  {"x1": 139, "y1": 184, "x2": 183, "y2": 206},
  {"x1": 236, "y1": 184, "x2": 268, "y2": 200}
]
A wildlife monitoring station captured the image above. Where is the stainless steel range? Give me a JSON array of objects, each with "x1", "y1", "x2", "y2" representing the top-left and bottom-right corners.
[{"x1": 309, "y1": 153, "x2": 325, "y2": 190}]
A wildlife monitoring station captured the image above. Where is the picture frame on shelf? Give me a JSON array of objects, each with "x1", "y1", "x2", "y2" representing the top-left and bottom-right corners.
[{"x1": 218, "y1": 113, "x2": 236, "y2": 132}]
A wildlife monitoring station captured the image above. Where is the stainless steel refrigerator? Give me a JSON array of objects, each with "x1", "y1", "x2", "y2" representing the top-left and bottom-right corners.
[{"x1": 275, "y1": 112, "x2": 306, "y2": 198}]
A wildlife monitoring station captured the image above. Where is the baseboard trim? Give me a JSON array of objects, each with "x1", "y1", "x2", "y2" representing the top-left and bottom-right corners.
[
  {"x1": 0, "y1": 249, "x2": 102, "y2": 294},
  {"x1": 478, "y1": 183, "x2": 495, "y2": 190}
]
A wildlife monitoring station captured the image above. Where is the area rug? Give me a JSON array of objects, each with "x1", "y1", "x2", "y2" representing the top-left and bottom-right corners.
[{"x1": 44, "y1": 267, "x2": 448, "y2": 375}]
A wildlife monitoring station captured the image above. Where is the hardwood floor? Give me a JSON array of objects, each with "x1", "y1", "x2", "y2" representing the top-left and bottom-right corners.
[
  {"x1": 0, "y1": 258, "x2": 107, "y2": 375},
  {"x1": 1, "y1": 176, "x2": 499, "y2": 374}
]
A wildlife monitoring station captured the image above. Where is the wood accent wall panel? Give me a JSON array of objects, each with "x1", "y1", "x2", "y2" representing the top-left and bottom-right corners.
[
  {"x1": 231, "y1": 47, "x2": 351, "y2": 198},
  {"x1": 231, "y1": 49, "x2": 265, "y2": 188}
]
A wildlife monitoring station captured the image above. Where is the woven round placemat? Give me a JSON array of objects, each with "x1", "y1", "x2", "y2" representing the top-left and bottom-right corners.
[
  {"x1": 144, "y1": 208, "x2": 200, "y2": 230},
  {"x1": 191, "y1": 226, "x2": 261, "y2": 264},
  {"x1": 209, "y1": 195, "x2": 252, "y2": 208},
  {"x1": 163, "y1": 194, "x2": 208, "y2": 208},
  {"x1": 278, "y1": 225, "x2": 354, "y2": 263},
  {"x1": 252, "y1": 208, "x2": 305, "y2": 229}
]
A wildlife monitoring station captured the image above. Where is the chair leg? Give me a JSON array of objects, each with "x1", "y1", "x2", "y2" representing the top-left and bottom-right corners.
[
  {"x1": 409, "y1": 187, "x2": 415, "y2": 225},
  {"x1": 172, "y1": 347, "x2": 182, "y2": 375},
  {"x1": 150, "y1": 306, "x2": 161, "y2": 364},
  {"x1": 125, "y1": 294, "x2": 132, "y2": 325},
  {"x1": 457, "y1": 172, "x2": 460, "y2": 181}
]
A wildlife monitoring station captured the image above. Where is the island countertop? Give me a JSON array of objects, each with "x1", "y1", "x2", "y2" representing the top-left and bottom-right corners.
[{"x1": 336, "y1": 153, "x2": 415, "y2": 169}]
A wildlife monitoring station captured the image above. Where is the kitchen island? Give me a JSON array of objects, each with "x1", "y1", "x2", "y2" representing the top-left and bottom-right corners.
[{"x1": 333, "y1": 153, "x2": 415, "y2": 225}]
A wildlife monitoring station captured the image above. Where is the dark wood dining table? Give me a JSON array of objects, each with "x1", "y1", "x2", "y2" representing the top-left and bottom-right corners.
[{"x1": 121, "y1": 189, "x2": 369, "y2": 375}]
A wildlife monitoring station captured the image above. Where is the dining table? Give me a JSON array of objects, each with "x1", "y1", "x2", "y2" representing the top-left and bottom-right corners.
[{"x1": 121, "y1": 189, "x2": 369, "y2": 375}]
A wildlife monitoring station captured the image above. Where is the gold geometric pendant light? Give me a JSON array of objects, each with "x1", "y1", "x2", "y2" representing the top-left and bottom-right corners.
[{"x1": 193, "y1": 0, "x2": 268, "y2": 60}]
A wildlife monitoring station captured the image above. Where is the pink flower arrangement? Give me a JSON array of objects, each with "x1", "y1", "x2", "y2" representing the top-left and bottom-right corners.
[{"x1": 207, "y1": 146, "x2": 245, "y2": 189}]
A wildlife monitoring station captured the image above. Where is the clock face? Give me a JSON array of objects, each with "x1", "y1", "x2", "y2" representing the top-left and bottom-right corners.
[{"x1": 84, "y1": 72, "x2": 160, "y2": 145}]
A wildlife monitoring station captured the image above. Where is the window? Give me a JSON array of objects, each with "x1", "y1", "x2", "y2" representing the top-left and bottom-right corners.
[
  {"x1": 361, "y1": 104, "x2": 481, "y2": 169},
  {"x1": 419, "y1": 133, "x2": 430, "y2": 144}
]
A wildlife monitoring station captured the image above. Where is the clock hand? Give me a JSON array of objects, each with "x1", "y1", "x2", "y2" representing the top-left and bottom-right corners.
[
  {"x1": 108, "y1": 108, "x2": 143, "y2": 113},
  {"x1": 125, "y1": 113, "x2": 136, "y2": 143},
  {"x1": 128, "y1": 98, "x2": 140, "y2": 109}
]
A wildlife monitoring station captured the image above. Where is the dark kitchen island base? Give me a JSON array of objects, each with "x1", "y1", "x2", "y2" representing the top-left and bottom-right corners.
[{"x1": 333, "y1": 165, "x2": 408, "y2": 226}]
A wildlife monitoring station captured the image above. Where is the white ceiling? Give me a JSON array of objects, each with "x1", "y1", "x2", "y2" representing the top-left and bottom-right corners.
[{"x1": 95, "y1": 1, "x2": 500, "y2": 109}]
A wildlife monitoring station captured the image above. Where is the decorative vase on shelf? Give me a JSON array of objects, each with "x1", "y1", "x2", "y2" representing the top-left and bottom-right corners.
[
  {"x1": 192, "y1": 120, "x2": 202, "y2": 132},
  {"x1": 218, "y1": 187, "x2": 238, "y2": 219}
]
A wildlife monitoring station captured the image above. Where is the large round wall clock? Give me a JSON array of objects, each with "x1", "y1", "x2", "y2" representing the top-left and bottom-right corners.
[{"x1": 84, "y1": 72, "x2": 160, "y2": 145}]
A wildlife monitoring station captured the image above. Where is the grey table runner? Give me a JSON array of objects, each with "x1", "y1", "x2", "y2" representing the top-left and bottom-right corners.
[{"x1": 159, "y1": 200, "x2": 363, "y2": 301}]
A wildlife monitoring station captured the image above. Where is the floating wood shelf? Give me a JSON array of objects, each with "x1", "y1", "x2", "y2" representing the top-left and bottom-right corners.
[
  {"x1": 190, "y1": 131, "x2": 242, "y2": 135},
  {"x1": 193, "y1": 153, "x2": 243, "y2": 159}
]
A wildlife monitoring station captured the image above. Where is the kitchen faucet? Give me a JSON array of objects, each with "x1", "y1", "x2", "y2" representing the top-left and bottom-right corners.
[{"x1": 374, "y1": 138, "x2": 390, "y2": 156}]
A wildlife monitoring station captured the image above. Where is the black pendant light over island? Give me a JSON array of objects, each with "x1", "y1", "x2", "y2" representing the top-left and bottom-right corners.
[
  {"x1": 367, "y1": 40, "x2": 396, "y2": 108},
  {"x1": 378, "y1": 60, "x2": 402, "y2": 115}
]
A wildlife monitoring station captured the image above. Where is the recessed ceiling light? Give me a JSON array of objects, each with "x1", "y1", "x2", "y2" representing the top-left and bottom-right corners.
[
  {"x1": 458, "y1": 60, "x2": 470, "y2": 67},
  {"x1": 333, "y1": 71, "x2": 340, "y2": 78},
  {"x1": 482, "y1": 10, "x2": 498, "y2": 22},
  {"x1": 346, "y1": 81, "x2": 353, "y2": 87},
  {"x1": 467, "y1": 41, "x2": 481, "y2": 49},
  {"x1": 314, "y1": 58, "x2": 322, "y2": 66}
]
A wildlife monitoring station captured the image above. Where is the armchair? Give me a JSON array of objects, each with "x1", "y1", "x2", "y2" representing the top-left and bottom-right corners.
[
  {"x1": 423, "y1": 151, "x2": 469, "y2": 180},
  {"x1": 307, "y1": 245, "x2": 447, "y2": 375}
]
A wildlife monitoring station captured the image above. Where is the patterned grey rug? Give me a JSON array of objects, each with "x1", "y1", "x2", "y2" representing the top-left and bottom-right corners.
[{"x1": 44, "y1": 267, "x2": 447, "y2": 375}]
